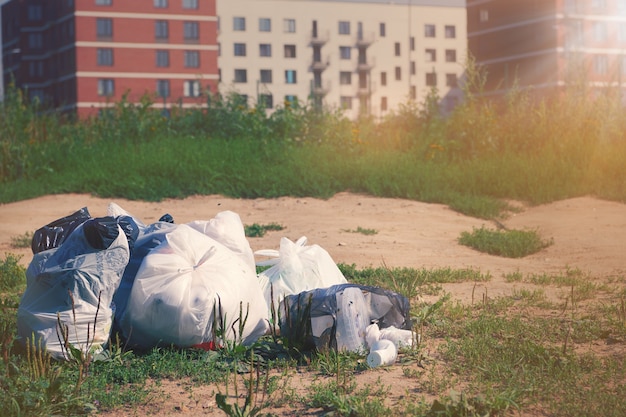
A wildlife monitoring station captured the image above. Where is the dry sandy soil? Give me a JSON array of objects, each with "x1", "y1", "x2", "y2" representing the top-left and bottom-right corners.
[{"x1": 1, "y1": 192, "x2": 625, "y2": 416}]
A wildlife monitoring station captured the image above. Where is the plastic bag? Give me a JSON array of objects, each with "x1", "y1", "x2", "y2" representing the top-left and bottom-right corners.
[
  {"x1": 121, "y1": 224, "x2": 269, "y2": 349},
  {"x1": 31, "y1": 207, "x2": 91, "y2": 254},
  {"x1": 279, "y1": 283, "x2": 412, "y2": 352},
  {"x1": 17, "y1": 217, "x2": 130, "y2": 360},
  {"x1": 255, "y1": 236, "x2": 347, "y2": 312},
  {"x1": 107, "y1": 203, "x2": 178, "y2": 328}
]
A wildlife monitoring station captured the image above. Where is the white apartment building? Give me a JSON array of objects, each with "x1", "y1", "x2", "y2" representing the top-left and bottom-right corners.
[{"x1": 217, "y1": 0, "x2": 466, "y2": 119}]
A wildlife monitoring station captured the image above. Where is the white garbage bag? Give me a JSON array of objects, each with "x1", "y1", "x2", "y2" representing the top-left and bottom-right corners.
[
  {"x1": 17, "y1": 217, "x2": 130, "y2": 360},
  {"x1": 255, "y1": 236, "x2": 347, "y2": 311},
  {"x1": 121, "y1": 224, "x2": 269, "y2": 349}
]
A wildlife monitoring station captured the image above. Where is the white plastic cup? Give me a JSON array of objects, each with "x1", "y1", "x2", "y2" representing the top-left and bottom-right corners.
[
  {"x1": 366, "y1": 339, "x2": 397, "y2": 367},
  {"x1": 365, "y1": 323, "x2": 381, "y2": 348}
]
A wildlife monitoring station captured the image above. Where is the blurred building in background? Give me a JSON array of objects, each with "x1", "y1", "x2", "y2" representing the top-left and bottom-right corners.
[
  {"x1": 1, "y1": 0, "x2": 218, "y2": 117},
  {"x1": 217, "y1": 0, "x2": 467, "y2": 119},
  {"x1": 467, "y1": 0, "x2": 626, "y2": 100}
]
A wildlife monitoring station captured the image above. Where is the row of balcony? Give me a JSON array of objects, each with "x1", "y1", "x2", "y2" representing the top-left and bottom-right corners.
[
  {"x1": 310, "y1": 56, "x2": 376, "y2": 72},
  {"x1": 310, "y1": 80, "x2": 377, "y2": 97},
  {"x1": 309, "y1": 31, "x2": 376, "y2": 47}
]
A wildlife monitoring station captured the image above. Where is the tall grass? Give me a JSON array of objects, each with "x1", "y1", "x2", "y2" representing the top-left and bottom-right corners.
[{"x1": 1, "y1": 63, "x2": 625, "y2": 216}]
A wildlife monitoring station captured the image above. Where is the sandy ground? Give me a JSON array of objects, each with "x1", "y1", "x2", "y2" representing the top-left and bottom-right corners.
[{"x1": 1, "y1": 192, "x2": 625, "y2": 415}]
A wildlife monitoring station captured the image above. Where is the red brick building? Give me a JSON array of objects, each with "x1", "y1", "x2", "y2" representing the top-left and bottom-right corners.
[
  {"x1": 1, "y1": 0, "x2": 218, "y2": 117},
  {"x1": 467, "y1": 0, "x2": 626, "y2": 99}
]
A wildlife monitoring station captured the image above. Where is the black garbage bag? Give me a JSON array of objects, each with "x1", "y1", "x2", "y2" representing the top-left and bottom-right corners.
[
  {"x1": 279, "y1": 283, "x2": 412, "y2": 353},
  {"x1": 31, "y1": 207, "x2": 91, "y2": 254}
]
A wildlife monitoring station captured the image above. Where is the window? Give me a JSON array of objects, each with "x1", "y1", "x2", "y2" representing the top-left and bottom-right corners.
[
  {"x1": 184, "y1": 51, "x2": 199, "y2": 68},
  {"x1": 445, "y1": 49, "x2": 456, "y2": 62},
  {"x1": 381, "y1": 96, "x2": 387, "y2": 111},
  {"x1": 184, "y1": 80, "x2": 201, "y2": 97},
  {"x1": 259, "y1": 94, "x2": 273, "y2": 109},
  {"x1": 285, "y1": 70, "x2": 297, "y2": 84},
  {"x1": 284, "y1": 44, "x2": 296, "y2": 58},
  {"x1": 27, "y1": 5, "x2": 42, "y2": 20},
  {"x1": 426, "y1": 72, "x2": 437, "y2": 87},
  {"x1": 97, "y1": 48, "x2": 113, "y2": 66},
  {"x1": 445, "y1": 25, "x2": 456, "y2": 39},
  {"x1": 284, "y1": 18, "x2": 296, "y2": 33},
  {"x1": 394, "y1": 42, "x2": 401, "y2": 56},
  {"x1": 594, "y1": 55, "x2": 607, "y2": 74},
  {"x1": 379, "y1": 22, "x2": 386, "y2": 37},
  {"x1": 619, "y1": 23, "x2": 626, "y2": 42},
  {"x1": 340, "y1": 46, "x2": 351, "y2": 60},
  {"x1": 285, "y1": 95, "x2": 297, "y2": 105},
  {"x1": 380, "y1": 72, "x2": 387, "y2": 86},
  {"x1": 340, "y1": 96, "x2": 352, "y2": 109},
  {"x1": 28, "y1": 33, "x2": 43, "y2": 48},
  {"x1": 410, "y1": 61, "x2": 416, "y2": 75},
  {"x1": 592, "y1": 0, "x2": 606, "y2": 8},
  {"x1": 97, "y1": 18, "x2": 113, "y2": 37},
  {"x1": 184, "y1": 22, "x2": 199, "y2": 41},
  {"x1": 155, "y1": 20, "x2": 168, "y2": 40},
  {"x1": 410, "y1": 37, "x2": 415, "y2": 51},
  {"x1": 340, "y1": 71, "x2": 352, "y2": 85},
  {"x1": 156, "y1": 50, "x2": 169, "y2": 67},
  {"x1": 260, "y1": 69, "x2": 272, "y2": 83},
  {"x1": 234, "y1": 69, "x2": 247, "y2": 83},
  {"x1": 424, "y1": 24, "x2": 435, "y2": 38},
  {"x1": 28, "y1": 61, "x2": 43, "y2": 77},
  {"x1": 410, "y1": 86, "x2": 416, "y2": 100},
  {"x1": 95, "y1": 0, "x2": 111, "y2": 5},
  {"x1": 259, "y1": 43, "x2": 272, "y2": 57},
  {"x1": 156, "y1": 80, "x2": 170, "y2": 97},
  {"x1": 338, "y1": 21, "x2": 350, "y2": 35},
  {"x1": 593, "y1": 22, "x2": 607, "y2": 42},
  {"x1": 98, "y1": 79, "x2": 114, "y2": 96},
  {"x1": 182, "y1": 0, "x2": 198, "y2": 9},
  {"x1": 259, "y1": 18, "x2": 271, "y2": 32},
  {"x1": 395, "y1": 66, "x2": 401, "y2": 81},
  {"x1": 154, "y1": 0, "x2": 167, "y2": 7},
  {"x1": 446, "y1": 73, "x2": 458, "y2": 88},
  {"x1": 29, "y1": 89, "x2": 44, "y2": 103},
  {"x1": 425, "y1": 48, "x2": 436, "y2": 62},
  {"x1": 234, "y1": 43, "x2": 246, "y2": 56},
  {"x1": 233, "y1": 17, "x2": 246, "y2": 31},
  {"x1": 235, "y1": 94, "x2": 248, "y2": 107},
  {"x1": 479, "y1": 9, "x2": 489, "y2": 22}
]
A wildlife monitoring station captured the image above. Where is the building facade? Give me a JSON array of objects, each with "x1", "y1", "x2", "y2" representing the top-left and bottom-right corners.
[
  {"x1": 467, "y1": 0, "x2": 626, "y2": 98},
  {"x1": 216, "y1": 0, "x2": 467, "y2": 119},
  {"x1": 1, "y1": 0, "x2": 218, "y2": 117}
]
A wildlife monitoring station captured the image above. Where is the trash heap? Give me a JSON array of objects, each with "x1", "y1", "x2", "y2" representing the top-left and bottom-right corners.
[{"x1": 17, "y1": 203, "x2": 414, "y2": 366}]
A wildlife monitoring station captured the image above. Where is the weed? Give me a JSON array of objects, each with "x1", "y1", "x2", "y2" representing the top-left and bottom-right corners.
[
  {"x1": 342, "y1": 226, "x2": 378, "y2": 235},
  {"x1": 244, "y1": 223, "x2": 284, "y2": 238},
  {"x1": 458, "y1": 226, "x2": 553, "y2": 258},
  {"x1": 9, "y1": 231, "x2": 33, "y2": 249},
  {"x1": 0, "y1": 253, "x2": 26, "y2": 291}
]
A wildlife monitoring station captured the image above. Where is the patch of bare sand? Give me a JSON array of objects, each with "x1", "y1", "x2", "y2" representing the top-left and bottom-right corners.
[{"x1": 1, "y1": 193, "x2": 625, "y2": 416}]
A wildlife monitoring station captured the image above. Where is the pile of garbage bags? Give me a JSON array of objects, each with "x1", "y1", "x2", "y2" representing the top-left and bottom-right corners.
[{"x1": 17, "y1": 203, "x2": 413, "y2": 364}]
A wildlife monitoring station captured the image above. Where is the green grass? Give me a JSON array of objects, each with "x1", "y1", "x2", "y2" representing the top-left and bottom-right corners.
[
  {"x1": 458, "y1": 226, "x2": 553, "y2": 258},
  {"x1": 2, "y1": 67, "x2": 626, "y2": 217}
]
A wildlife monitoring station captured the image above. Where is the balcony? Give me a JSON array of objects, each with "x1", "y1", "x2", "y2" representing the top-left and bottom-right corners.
[
  {"x1": 311, "y1": 80, "x2": 331, "y2": 96},
  {"x1": 357, "y1": 57, "x2": 376, "y2": 72},
  {"x1": 357, "y1": 81, "x2": 376, "y2": 97},
  {"x1": 311, "y1": 56, "x2": 330, "y2": 72},
  {"x1": 310, "y1": 30, "x2": 330, "y2": 46},
  {"x1": 355, "y1": 31, "x2": 375, "y2": 47}
]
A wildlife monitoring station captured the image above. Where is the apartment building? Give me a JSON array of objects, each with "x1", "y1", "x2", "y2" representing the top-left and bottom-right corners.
[
  {"x1": 1, "y1": 0, "x2": 218, "y2": 117},
  {"x1": 217, "y1": 0, "x2": 466, "y2": 119},
  {"x1": 467, "y1": 0, "x2": 626, "y2": 98}
]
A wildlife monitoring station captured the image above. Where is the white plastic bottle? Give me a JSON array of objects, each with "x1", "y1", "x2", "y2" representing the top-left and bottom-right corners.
[{"x1": 366, "y1": 339, "x2": 397, "y2": 367}]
